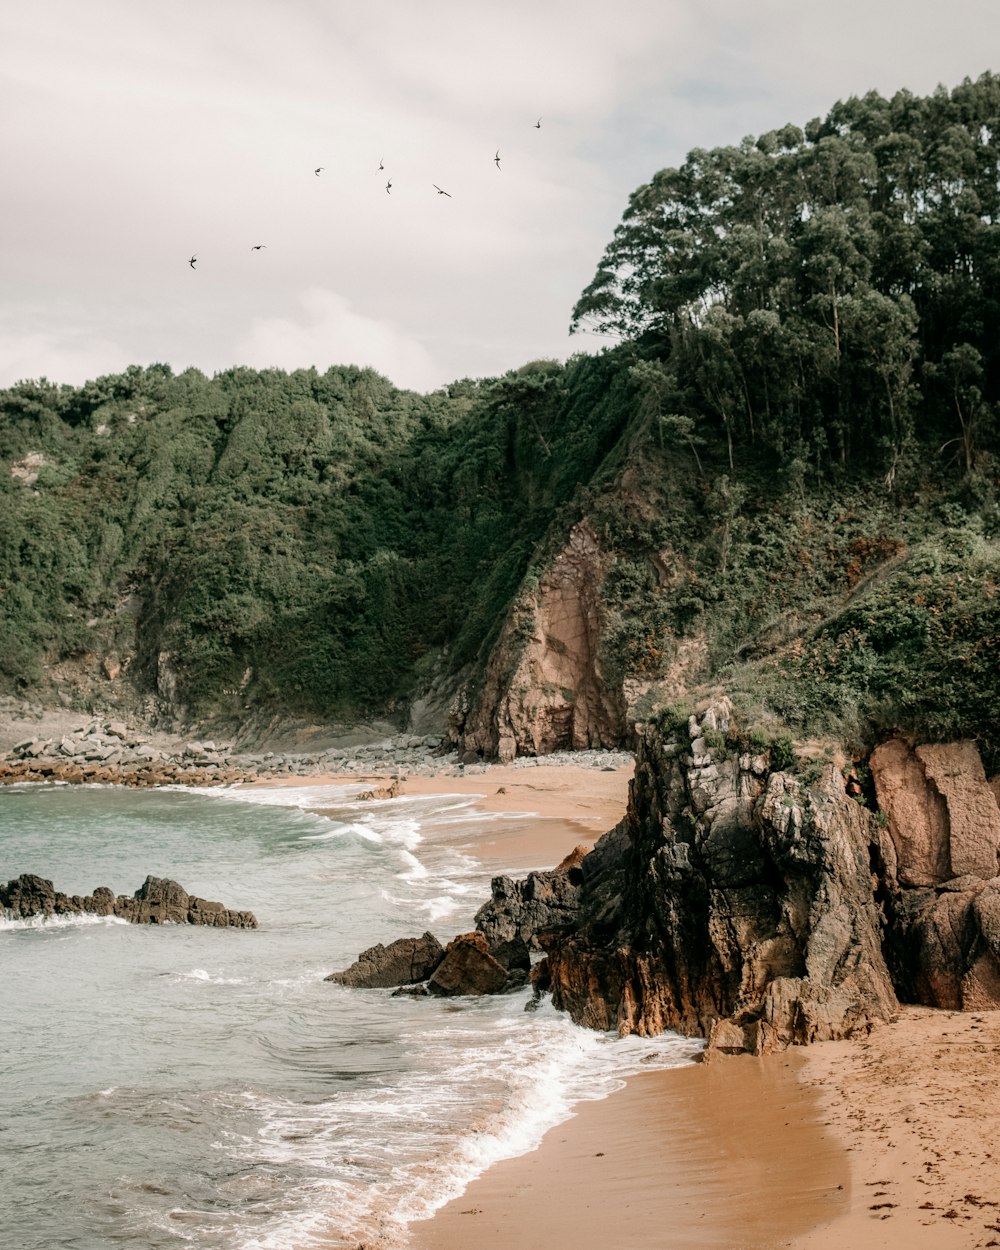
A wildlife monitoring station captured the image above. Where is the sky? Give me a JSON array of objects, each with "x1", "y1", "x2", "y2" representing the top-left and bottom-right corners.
[{"x1": 1, "y1": 0, "x2": 998, "y2": 394}]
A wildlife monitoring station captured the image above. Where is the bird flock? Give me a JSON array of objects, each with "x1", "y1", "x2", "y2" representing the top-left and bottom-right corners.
[{"x1": 186, "y1": 120, "x2": 541, "y2": 268}]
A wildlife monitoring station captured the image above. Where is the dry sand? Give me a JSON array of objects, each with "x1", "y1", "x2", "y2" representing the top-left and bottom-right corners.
[{"x1": 793, "y1": 1005, "x2": 1000, "y2": 1250}]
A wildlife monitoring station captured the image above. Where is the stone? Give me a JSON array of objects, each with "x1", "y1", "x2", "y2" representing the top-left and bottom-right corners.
[
  {"x1": 538, "y1": 718, "x2": 898, "y2": 1046},
  {"x1": 427, "y1": 932, "x2": 509, "y2": 996},
  {"x1": 916, "y1": 742, "x2": 1000, "y2": 880},
  {"x1": 870, "y1": 738, "x2": 950, "y2": 886},
  {"x1": 325, "y1": 932, "x2": 445, "y2": 988},
  {"x1": 0, "y1": 873, "x2": 257, "y2": 928}
]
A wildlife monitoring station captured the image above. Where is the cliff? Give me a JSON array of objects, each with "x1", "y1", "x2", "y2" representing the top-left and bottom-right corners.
[
  {"x1": 449, "y1": 520, "x2": 625, "y2": 760},
  {"x1": 535, "y1": 699, "x2": 900, "y2": 1051}
]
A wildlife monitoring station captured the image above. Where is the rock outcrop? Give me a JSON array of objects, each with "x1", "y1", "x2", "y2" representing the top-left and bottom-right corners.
[
  {"x1": 474, "y1": 844, "x2": 588, "y2": 957},
  {"x1": 427, "y1": 931, "x2": 511, "y2": 996},
  {"x1": 535, "y1": 700, "x2": 899, "y2": 1052},
  {"x1": 872, "y1": 737, "x2": 1000, "y2": 1009},
  {"x1": 325, "y1": 933, "x2": 444, "y2": 987},
  {"x1": 450, "y1": 521, "x2": 624, "y2": 760},
  {"x1": 1, "y1": 873, "x2": 257, "y2": 928}
]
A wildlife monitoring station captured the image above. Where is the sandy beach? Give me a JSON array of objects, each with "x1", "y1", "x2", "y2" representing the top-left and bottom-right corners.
[
  {"x1": 283, "y1": 761, "x2": 1000, "y2": 1250},
  {"x1": 271, "y1": 762, "x2": 634, "y2": 872}
]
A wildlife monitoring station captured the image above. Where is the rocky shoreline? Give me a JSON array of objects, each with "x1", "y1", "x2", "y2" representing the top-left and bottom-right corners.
[
  {"x1": 1, "y1": 872, "x2": 257, "y2": 927},
  {"x1": 0, "y1": 712, "x2": 633, "y2": 788}
]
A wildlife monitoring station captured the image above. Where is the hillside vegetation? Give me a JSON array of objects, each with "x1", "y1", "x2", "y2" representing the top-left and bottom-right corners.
[{"x1": 2, "y1": 75, "x2": 998, "y2": 763}]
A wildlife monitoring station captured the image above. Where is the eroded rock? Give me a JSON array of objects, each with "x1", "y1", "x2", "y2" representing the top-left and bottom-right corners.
[
  {"x1": 0, "y1": 873, "x2": 257, "y2": 928},
  {"x1": 326, "y1": 932, "x2": 444, "y2": 987},
  {"x1": 427, "y1": 931, "x2": 509, "y2": 996}
]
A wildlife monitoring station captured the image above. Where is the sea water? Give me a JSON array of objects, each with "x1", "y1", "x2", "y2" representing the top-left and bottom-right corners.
[{"x1": 0, "y1": 780, "x2": 701, "y2": 1249}]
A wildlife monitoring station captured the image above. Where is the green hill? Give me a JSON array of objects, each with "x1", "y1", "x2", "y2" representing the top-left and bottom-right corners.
[{"x1": 2, "y1": 74, "x2": 998, "y2": 765}]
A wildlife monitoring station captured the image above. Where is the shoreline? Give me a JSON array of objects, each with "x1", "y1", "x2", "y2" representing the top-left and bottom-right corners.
[
  {"x1": 10, "y1": 734, "x2": 1000, "y2": 1247},
  {"x1": 272, "y1": 765, "x2": 1000, "y2": 1250}
]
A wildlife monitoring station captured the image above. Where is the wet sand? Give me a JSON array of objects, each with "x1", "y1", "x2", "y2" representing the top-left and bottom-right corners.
[
  {"x1": 412, "y1": 1054, "x2": 849, "y2": 1250},
  {"x1": 269, "y1": 762, "x2": 633, "y2": 872}
]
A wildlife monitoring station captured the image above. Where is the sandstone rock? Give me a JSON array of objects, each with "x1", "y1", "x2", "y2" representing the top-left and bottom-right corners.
[
  {"x1": 449, "y1": 520, "x2": 624, "y2": 758},
  {"x1": 356, "y1": 780, "x2": 401, "y2": 801},
  {"x1": 427, "y1": 931, "x2": 509, "y2": 996},
  {"x1": 916, "y1": 742, "x2": 1000, "y2": 879},
  {"x1": 539, "y1": 700, "x2": 898, "y2": 1046},
  {"x1": 326, "y1": 932, "x2": 444, "y2": 987},
  {"x1": 870, "y1": 738, "x2": 950, "y2": 886}
]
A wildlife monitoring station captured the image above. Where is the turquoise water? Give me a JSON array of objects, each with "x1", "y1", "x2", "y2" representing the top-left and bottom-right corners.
[{"x1": 1, "y1": 781, "x2": 700, "y2": 1249}]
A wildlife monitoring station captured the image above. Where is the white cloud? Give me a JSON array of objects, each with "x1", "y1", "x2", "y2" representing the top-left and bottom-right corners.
[
  {"x1": 236, "y1": 288, "x2": 442, "y2": 392},
  {"x1": 0, "y1": 328, "x2": 136, "y2": 388}
]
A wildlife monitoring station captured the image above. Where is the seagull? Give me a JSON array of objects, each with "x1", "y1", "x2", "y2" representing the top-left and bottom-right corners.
[
  {"x1": 314, "y1": 167, "x2": 323, "y2": 176},
  {"x1": 251, "y1": 244, "x2": 266, "y2": 251},
  {"x1": 188, "y1": 255, "x2": 197, "y2": 269},
  {"x1": 494, "y1": 149, "x2": 501, "y2": 169},
  {"x1": 386, "y1": 179, "x2": 392, "y2": 194},
  {"x1": 433, "y1": 184, "x2": 452, "y2": 197},
  {"x1": 378, "y1": 157, "x2": 384, "y2": 171},
  {"x1": 535, "y1": 118, "x2": 541, "y2": 128}
]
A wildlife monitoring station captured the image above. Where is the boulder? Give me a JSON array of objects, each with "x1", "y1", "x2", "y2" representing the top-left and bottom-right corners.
[
  {"x1": 325, "y1": 932, "x2": 444, "y2": 987},
  {"x1": 427, "y1": 932, "x2": 509, "y2": 996}
]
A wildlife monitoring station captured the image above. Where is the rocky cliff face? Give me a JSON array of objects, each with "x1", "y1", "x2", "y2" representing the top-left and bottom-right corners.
[
  {"x1": 872, "y1": 738, "x2": 1000, "y2": 1010},
  {"x1": 537, "y1": 699, "x2": 900, "y2": 1052},
  {"x1": 450, "y1": 521, "x2": 624, "y2": 761}
]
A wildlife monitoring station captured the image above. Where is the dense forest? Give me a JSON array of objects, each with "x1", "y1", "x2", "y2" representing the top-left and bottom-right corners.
[{"x1": 2, "y1": 75, "x2": 998, "y2": 761}]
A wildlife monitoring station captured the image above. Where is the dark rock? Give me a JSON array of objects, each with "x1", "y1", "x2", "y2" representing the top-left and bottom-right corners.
[
  {"x1": 326, "y1": 932, "x2": 444, "y2": 987},
  {"x1": 538, "y1": 699, "x2": 899, "y2": 1050},
  {"x1": 475, "y1": 846, "x2": 588, "y2": 955},
  {"x1": 0, "y1": 873, "x2": 257, "y2": 929},
  {"x1": 391, "y1": 983, "x2": 430, "y2": 997},
  {"x1": 427, "y1": 931, "x2": 509, "y2": 996}
]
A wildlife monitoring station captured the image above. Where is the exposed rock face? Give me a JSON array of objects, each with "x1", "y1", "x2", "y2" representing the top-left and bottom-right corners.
[
  {"x1": 427, "y1": 931, "x2": 510, "y2": 996},
  {"x1": 537, "y1": 700, "x2": 899, "y2": 1051},
  {"x1": 872, "y1": 737, "x2": 1000, "y2": 1010},
  {"x1": 475, "y1": 844, "x2": 588, "y2": 954},
  {"x1": 325, "y1": 933, "x2": 444, "y2": 987},
  {"x1": 871, "y1": 739, "x2": 1000, "y2": 884},
  {"x1": 0, "y1": 873, "x2": 257, "y2": 928},
  {"x1": 450, "y1": 521, "x2": 624, "y2": 759}
]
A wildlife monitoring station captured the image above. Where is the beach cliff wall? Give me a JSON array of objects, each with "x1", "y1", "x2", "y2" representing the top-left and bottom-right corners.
[
  {"x1": 524, "y1": 699, "x2": 1000, "y2": 1052},
  {"x1": 448, "y1": 520, "x2": 625, "y2": 762}
]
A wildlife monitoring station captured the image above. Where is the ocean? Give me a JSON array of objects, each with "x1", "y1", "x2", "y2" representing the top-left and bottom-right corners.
[{"x1": 1, "y1": 779, "x2": 701, "y2": 1249}]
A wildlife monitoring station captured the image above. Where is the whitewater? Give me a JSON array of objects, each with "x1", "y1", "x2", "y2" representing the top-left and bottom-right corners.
[{"x1": 1, "y1": 780, "x2": 700, "y2": 1249}]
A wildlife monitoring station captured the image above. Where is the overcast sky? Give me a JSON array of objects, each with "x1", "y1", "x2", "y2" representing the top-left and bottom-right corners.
[{"x1": 1, "y1": 1, "x2": 997, "y2": 393}]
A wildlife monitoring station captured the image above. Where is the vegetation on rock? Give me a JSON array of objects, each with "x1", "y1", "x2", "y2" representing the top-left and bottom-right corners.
[{"x1": 1, "y1": 75, "x2": 998, "y2": 764}]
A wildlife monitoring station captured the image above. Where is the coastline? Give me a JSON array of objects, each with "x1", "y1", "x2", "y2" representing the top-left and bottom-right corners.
[
  {"x1": 288, "y1": 762, "x2": 633, "y2": 872},
  {"x1": 411, "y1": 1055, "x2": 849, "y2": 1250},
  {"x1": 274, "y1": 763, "x2": 1000, "y2": 1250},
  {"x1": 10, "y1": 736, "x2": 1000, "y2": 1248}
]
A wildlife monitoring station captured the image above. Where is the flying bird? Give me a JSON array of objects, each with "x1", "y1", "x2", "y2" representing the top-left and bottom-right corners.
[
  {"x1": 433, "y1": 184, "x2": 452, "y2": 197},
  {"x1": 378, "y1": 157, "x2": 384, "y2": 171},
  {"x1": 494, "y1": 149, "x2": 501, "y2": 169},
  {"x1": 386, "y1": 179, "x2": 392, "y2": 194},
  {"x1": 535, "y1": 118, "x2": 541, "y2": 128},
  {"x1": 314, "y1": 167, "x2": 324, "y2": 176},
  {"x1": 251, "y1": 244, "x2": 266, "y2": 251},
  {"x1": 188, "y1": 255, "x2": 197, "y2": 269}
]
